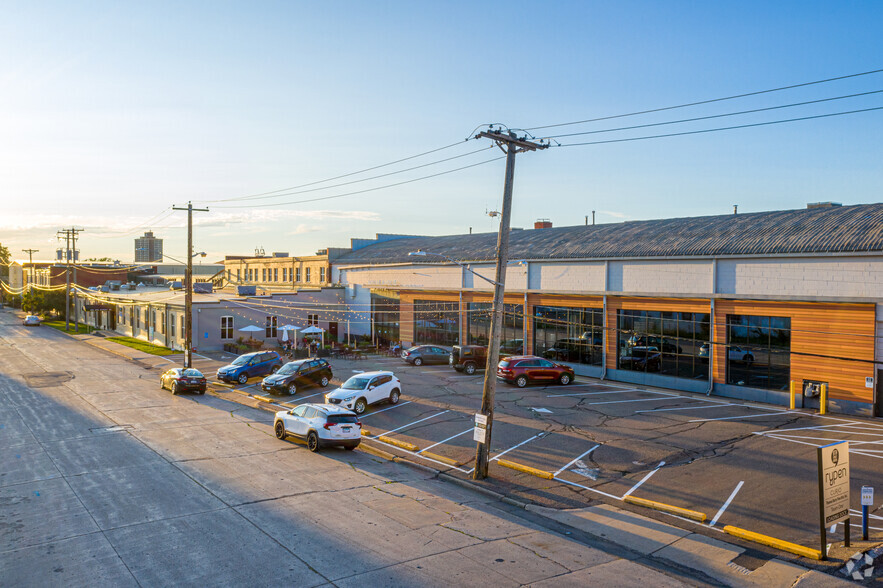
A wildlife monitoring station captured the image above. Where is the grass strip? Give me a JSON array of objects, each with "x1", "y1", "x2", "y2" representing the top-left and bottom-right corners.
[
  {"x1": 106, "y1": 336, "x2": 177, "y2": 356},
  {"x1": 42, "y1": 320, "x2": 95, "y2": 334}
]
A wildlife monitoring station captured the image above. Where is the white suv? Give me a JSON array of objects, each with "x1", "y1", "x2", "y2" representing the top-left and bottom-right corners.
[
  {"x1": 324, "y1": 371, "x2": 401, "y2": 415},
  {"x1": 274, "y1": 403, "x2": 361, "y2": 452}
]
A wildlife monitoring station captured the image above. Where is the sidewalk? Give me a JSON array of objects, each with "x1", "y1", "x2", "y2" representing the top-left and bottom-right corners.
[{"x1": 72, "y1": 334, "x2": 856, "y2": 586}]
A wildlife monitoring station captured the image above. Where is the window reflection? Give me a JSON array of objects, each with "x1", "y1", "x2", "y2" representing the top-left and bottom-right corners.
[
  {"x1": 533, "y1": 306, "x2": 603, "y2": 366},
  {"x1": 414, "y1": 300, "x2": 459, "y2": 346},
  {"x1": 468, "y1": 303, "x2": 523, "y2": 354},
  {"x1": 616, "y1": 310, "x2": 709, "y2": 380},
  {"x1": 726, "y1": 315, "x2": 791, "y2": 390}
]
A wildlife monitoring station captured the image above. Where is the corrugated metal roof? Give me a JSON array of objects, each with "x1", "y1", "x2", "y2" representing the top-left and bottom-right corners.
[{"x1": 335, "y1": 203, "x2": 883, "y2": 265}]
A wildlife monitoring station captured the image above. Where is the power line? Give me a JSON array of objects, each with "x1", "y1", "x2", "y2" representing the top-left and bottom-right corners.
[
  {"x1": 555, "y1": 106, "x2": 883, "y2": 148},
  {"x1": 545, "y1": 89, "x2": 883, "y2": 139},
  {"x1": 525, "y1": 67, "x2": 883, "y2": 132},
  {"x1": 213, "y1": 156, "x2": 505, "y2": 209},
  {"x1": 204, "y1": 145, "x2": 494, "y2": 204},
  {"x1": 195, "y1": 139, "x2": 473, "y2": 204}
]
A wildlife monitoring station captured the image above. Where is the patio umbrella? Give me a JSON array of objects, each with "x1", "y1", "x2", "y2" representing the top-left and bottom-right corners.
[
  {"x1": 279, "y1": 324, "x2": 299, "y2": 345},
  {"x1": 238, "y1": 325, "x2": 263, "y2": 333},
  {"x1": 301, "y1": 325, "x2": 325, "y2": 348}
]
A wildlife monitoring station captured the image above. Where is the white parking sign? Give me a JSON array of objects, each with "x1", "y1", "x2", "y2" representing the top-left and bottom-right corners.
[{"x1": 862, "y1": 486, "x2": 874, "y2": 506}]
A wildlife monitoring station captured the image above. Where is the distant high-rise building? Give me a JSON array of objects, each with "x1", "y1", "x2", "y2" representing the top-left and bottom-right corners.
[{"x1": 135, "y1": 231, "x2": 163, "y2": 262}]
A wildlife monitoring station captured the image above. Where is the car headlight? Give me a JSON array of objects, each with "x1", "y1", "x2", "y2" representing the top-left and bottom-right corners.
[{"x1": 344, "y1": 395, "x2": 355, "y2": 402}]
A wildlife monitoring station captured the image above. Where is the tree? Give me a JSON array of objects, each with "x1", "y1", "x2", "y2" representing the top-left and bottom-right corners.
[
  {"x1": 22, "y1": 289, "x2": 66, "y2": 316},
  {"x1": 85, "y1": 257, "x2": 113, "y2": 262},
  {"x1": 0, "y1": 242, "x2": 10, "y2": 306}
]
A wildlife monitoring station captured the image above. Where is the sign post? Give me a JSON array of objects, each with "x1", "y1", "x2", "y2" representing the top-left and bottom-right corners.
[
  {"x1": 474, "y1": 413, "x2": 488, "y2": 444},
  {"x1": 818, "y1": 441, "x2": 850, "y2": 559},
  {"x1": 861, "y1": 486, "x2": 874, "y2": 541}
]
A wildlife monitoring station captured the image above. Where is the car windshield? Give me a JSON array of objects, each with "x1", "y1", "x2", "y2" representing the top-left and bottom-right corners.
[
  {"x1": 277, "y1": 363, "x2": 302, "y2": 375},
  {"x1": 182, "y1": 369, "x2": 203, "y2": 377},
  {"x1": 231, "y1": 356, "x2": 251, "y2": 366},
  {"x1": 341, "y1": 376, "x2": 371, "y2": 390}
]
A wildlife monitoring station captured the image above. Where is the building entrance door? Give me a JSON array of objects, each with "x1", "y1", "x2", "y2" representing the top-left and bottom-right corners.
[{"x1": 328, "y1": 322, "x2": 338, "y2": 342}]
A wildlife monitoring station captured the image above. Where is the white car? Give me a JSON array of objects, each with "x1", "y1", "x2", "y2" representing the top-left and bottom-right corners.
[
  {"x1": 324, "y1": 371, "x2": 401, "y2": 415},
  {"x1": 274, "y1": 403, "x2": 361, "y2": 452},
  {"x1": 728, "y1": 346, "x2": 755, "y2": 364},
  {"x1": 22, "y1": 315, "x2": 41, "y2": 326}
]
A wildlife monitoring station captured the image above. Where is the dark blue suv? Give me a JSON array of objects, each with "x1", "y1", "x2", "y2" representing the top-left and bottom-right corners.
[{"x1": 217, "y1": 351, "x2": 283, "y2": 384}]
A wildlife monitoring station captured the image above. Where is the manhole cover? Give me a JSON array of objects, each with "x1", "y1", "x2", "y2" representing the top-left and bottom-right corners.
[{"x1": 23, "y1": 372, "x2": 74, "y2": 388}]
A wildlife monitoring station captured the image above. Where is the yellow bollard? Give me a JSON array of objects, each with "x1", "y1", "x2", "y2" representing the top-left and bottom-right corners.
[
  {"x1": 819, "y1": 383, "x2": 827, "y2": 415},
  {"x1": 789, "y1": 381, "x2": 796, "y2": 410}
]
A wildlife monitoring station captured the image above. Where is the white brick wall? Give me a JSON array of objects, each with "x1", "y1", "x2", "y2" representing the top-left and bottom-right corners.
[
  {"x1": 528, "y1": 262, "x2": 605, "y2": 292},
  {"x1": 609, "y1": 260, "x2": 712, "y2": 294},
  {"x1": 717, "y1": 257, "x2": 883, "y2": 298}
]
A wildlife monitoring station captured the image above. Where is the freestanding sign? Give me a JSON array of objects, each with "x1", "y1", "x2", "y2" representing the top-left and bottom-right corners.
[{"x1": 818, "y1": 440, "x2": 850, "y2": 557}]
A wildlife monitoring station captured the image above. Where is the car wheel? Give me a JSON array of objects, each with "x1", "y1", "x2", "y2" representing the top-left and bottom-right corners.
[
  {"x1": 307, "y1": 431, "x2": 320, "y2": 452},
  {"x1": 237, "y1": 373, "x2": 248, "y2": 384},
  {"x1": 515, "y1": 375, "x2": 528, "y2": 388},
  {"x1": 743, "y1": 355, "x2": 753, "y2": 365},
  {"x1": 559, "y1": 373, "x2": 571, "y2": 386},
  {"x1": 413, "y1": 357, "x2": 423, "y2": 366},
  {"x1": 274, "y1": 421, "x2": 286, "y2": 439},
  {"x1": 198, "y1": 387, "x2": 205, "y2": 395},
  {"x1": 160, "y1": 380, "x2": 165, "y2": 390},
  {"x1": 171, "y1": 382, "x2": 179, "y2": 395},
  {"x1": 389, "y1": 389, "x2": 400, "y2": 404},
  {"x1": 344, "y1": 444, "x2": 357, "y2": 451},
  {"x1": 287, "y1": 383, "x2": 297, "y2": 395},
  {"x1": 465, "y1": 363, "x2": 476, "y2": 375},
  {"x1": 320, "y1": 376, "x2": 329, "y2": 387},
  {"x1": 354, "y1": 398, "x2": 367, "y2": 415}
]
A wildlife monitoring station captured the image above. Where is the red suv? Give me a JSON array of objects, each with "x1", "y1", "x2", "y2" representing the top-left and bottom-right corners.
[{"x1": 497, "y1": 355, "x2": 574, "y2": 388}]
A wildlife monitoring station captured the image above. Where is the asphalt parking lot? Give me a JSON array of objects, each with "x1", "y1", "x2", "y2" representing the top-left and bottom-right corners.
[{"x1": 150, "y1": 348, "x2": 883, "y2": 552}]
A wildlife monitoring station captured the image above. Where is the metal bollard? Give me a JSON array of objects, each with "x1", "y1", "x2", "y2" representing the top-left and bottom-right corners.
[
  {"x1": 819, "y1": 383, "x2": 827, "y2": 415},
  {"x1": 789, "y1": 381, "x2": 796, "y2": 410}
]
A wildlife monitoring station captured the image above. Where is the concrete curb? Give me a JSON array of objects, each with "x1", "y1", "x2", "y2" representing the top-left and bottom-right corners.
[
  {"x1": 497, "y1": 459, "x2": 554, "y2": 480},
  {"x1": 624, "y1": 495, "x2": 707, "y2": 522},
  {"x1": 723, "y1": 525, "x2": 823, "y2": 560},
  {"x1": 419, "y1": 451, "x2": 460, "y2": 466},
  {"x1": 375, "y1": 435, "x2": 420, "y2": 452}
]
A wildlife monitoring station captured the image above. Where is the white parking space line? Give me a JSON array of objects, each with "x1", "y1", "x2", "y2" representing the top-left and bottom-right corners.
[
  {"x1": 546, "y1": 389, "x2": 671, "y2": 398},
  {"x1": 489, "y1": 433, "x2": 544, "y2": 463},
  {"x1": 583, "y1": 395, "x2": 699, "y2": 406},
  {"x1": 552, "y1": 476, "x2": 622, "y2": 500},
  {"x1": 373, "y1": 410, "x2": 449, "y2": 438},
  {"x1": 360, "y1": 401, "x2": 413, "y2": 417},
  {"x1": 278, "y1": 391, "x2": 327, "y2": 405},
  {"x1": 621, "y1": 461, "x2": 665, "y2": 498},
  {"x1": 545, "y1": 384, "x2": 641, "y2": 392},
  {"x1": 554, "y1": 444, "x2": 600, "y2": 477},
  {"x1": 369, "y1": 438, "x2": 472, "y2": 473},
  {"x1": 709, "y1": 481, "x2": 744, "y2": 527},
  {"x1": 419, "y1": 428, "x2": 473, "y2": 453},
  {"x1": 689, "y1": 410, "x2": 798, "y2": 422},
  {"x1": 155, "y1": 356, "x2": 176, "y2": 363}
]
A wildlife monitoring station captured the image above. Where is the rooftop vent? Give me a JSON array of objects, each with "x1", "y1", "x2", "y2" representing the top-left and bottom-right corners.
[
  {"x1": 807, "y1": 202, "x2": 842, "y2": 209},
  {"x1": 272, "y1": 252, "x2": 289, "y2": 257},
  {"x1": 534, "y1": 219, "x2": 552, "y2": 229}
]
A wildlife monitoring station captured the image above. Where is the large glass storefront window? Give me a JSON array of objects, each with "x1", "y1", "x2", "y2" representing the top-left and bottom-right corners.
[
  {"x1": 414, "y1": 300, "x2": 459, "y2": 346},
  {"x1": 726, "y1": 315, "x2": 790, "y2": 390},
  {"x1": 617, "y1": 310, "x2": 710, "y2": 379},
  {"x1": 467, "y1": 303, "x2": 523, "y2": 354},
  {"x1": 371, "y1": 292, "x2": 400, "y2": 346},
  {"x1": 533, "y1": 306, "x2": 603, "y2": 366}
]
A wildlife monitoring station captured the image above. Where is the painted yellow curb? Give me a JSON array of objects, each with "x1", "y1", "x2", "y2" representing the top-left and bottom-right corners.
[
  {"x1": 624, "y1": 496, "x2": 707, "y2": 522},
  {"x1": 252, "y1": 395, "x2": 276, "y2": 404},
  {"x1": 497, "y1": 459, "x2": 554, "y2": 480},
  {"x1": 723, "y1": 526, "x2": 822, "y2": 560},
  {"x1": 376, "y1": 435, "x2": 420, "y2": 452},
  {"x1": 214, "y1": 381, "x2": 234, "y2": 388},
  {"x1": 361, "y1": 429, "x2": 372, "y2": 437},
  {"x1": 420, "y1": 451, "x2": 460, "y2": 466}
]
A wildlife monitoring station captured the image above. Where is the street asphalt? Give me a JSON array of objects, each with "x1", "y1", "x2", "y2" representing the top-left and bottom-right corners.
[{"x1": 0, "y1": 308, "x2": 865, "y2": 586}]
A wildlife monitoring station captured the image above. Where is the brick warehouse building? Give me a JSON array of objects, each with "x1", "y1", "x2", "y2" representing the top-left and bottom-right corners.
[{"x1": 333, "y1": 203, "x2": 883, "y2": 417}]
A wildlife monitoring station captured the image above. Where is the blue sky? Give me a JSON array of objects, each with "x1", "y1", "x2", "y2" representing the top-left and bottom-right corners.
[{"x1": 1, "y1": 1, "x2": 882, "y2": 262}]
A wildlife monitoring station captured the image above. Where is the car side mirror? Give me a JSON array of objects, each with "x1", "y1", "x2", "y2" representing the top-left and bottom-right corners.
[
  {"x1": 368, "y1": 385, "x2": 375, "y2": 390},
  {"x1": 288, "y1": 409, "x2": 295, "y2": 415}
]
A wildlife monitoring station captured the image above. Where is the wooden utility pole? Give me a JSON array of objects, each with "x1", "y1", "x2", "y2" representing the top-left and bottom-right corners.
[
  {"x1": 57, "y1": 228, "x2": 83, "y2": 331},
  {"x1": 22, "y1": 248, "x2": 38, "y2": 311},
  {"x1": 472, "y1": 130, "x2": 547, "y2": 480},
  {"x1": 172, "y1": 202, "x2": 209, "y2": 368}
]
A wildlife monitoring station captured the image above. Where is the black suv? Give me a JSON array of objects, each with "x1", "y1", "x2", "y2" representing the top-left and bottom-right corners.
[
  {"x1": 261, "y1": 358, "x2": 333, "y2": 395},
  {"x1": 449, "y1": 345, "x2": 488, "y2": 375}
]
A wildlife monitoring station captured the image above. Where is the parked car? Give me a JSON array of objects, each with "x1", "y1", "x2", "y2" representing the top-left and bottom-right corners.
[
  {"x1": 628, "y1": 335, "x2": 682, "y2": 354},
  {"x1": 619, "y1": 346, "x2": 662, "y2": 371},
  {"x1": 261, "y1": 358, "x2": 332, "y2": 395},
  {"x1": 217, "y1": 351, "x2": 283, "y2": 384},
  {"x1": 401, "y1": 345, "x2": 450, "y2": 366},
  {"x1": 728, "y1": 346, "x2": 755, "y2": 364},
  {"x1": 325, "y1": 371, "x2": 401, "y2": 415},
  {"x1": 169, "y1": 281, "x2": 183, "y2": 290},
  {"x1": 274, "y1": 403, "x2": 361, "y2": 452},
  {"x1": 497, "y1": 355, "x2": 574, "y2": 388},
  {"x1": 500, "y1": 339, "x2": 524, "y2": 355},
  {"x1": 449, "y1": 345, "x2": 488, "y2": 375},
  {"x1": 698, "y1": 343, "x2": 710, "y2": 362},
  {"x1": 22, "y1": 315, "x2": 41, "y2": 327},
  {"x1": 160, "y1": 368, "x2": 207, "y2": 394}
]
